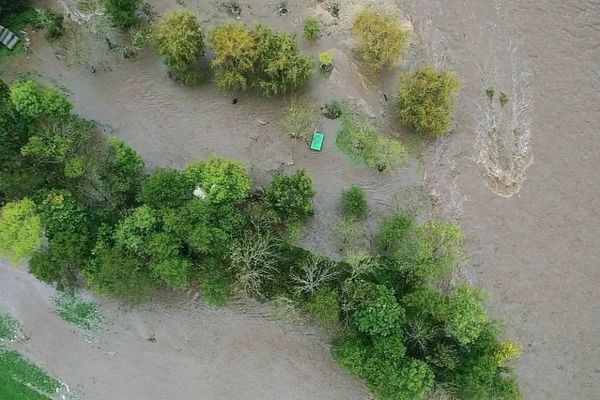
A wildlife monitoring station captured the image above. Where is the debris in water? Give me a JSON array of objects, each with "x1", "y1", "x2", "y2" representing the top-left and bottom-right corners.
[
  {"x1": 277, "y1": 3, "x2": 288, "y2": 16},
  {"x1": 232, "y1": 98, "x2": 238, "y2": 105},
  {"x1": 147, "y1": 334, "x2": 156, "y2": 343}
]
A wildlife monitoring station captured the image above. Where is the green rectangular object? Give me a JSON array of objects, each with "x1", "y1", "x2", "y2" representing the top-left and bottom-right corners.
[{"x1": 310, "y1": 131, "x2": 324, "y2": 151}]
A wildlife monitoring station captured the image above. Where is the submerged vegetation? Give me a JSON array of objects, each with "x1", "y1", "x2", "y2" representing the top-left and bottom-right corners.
[
  {"x1": 0, "y1": 348, "x2": 63, "y2": 400},
  {"x1": 54, "y1": 294, "x2": 103, "y2": 331}
]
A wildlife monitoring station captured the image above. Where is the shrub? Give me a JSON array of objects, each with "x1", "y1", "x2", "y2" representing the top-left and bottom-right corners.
[
  {"x1": 495, "y1": 340, "x2": 522, "y2": 367},
  {"x1": 104, "y1": 0, "x2": 141, "y2": 28},
  {"x1": 154, "y1": 11, "x2": 204, "y2": 83},
  {"x1": 336, "y1": 217, "x2": 367, "y2": 257},
  {"x1": 140, "y1": 168, "x2": 192, "y2": 209},
  {"x1": 341, "y1": 185, "x2": 367, "y2": 220},
  {"x1": 209, "y1": 23, "x2": 258, "y2": 92},
  {"x1": 331, "y1": 330, "x2": 368, "y2": 376},
  {"x1": 396, "y1": 66, "x2": 461, "y2": 136},
  {"x1": 303, "y1": 17, "x2": 320, "y2": 40},
  {"x1": 185, "y1": 156, "x2": 251, "y2": 204},
  {"x1": 33, "y1": 9, "x2": 64, "y2": 39},
  {"x1": 0, "y1": 198, "x2": 43, "y2": 264},
  {"x1": 152, "y1": 256, "x2": 192, "y2": 288},
  {"x1": 352, "y1": 9, "x2": 409, "y2": 71},
  {"x1": 318, "y1": 51, "x2": 333, "y2": 73},
  {"x1": 336, "y1": 111, "x2": 407, "y2": 171},
  {"x1": 323, "y1": 101, "x2": 342, "y2": 119},
  {"x1": 10, "y1": 80, "x2": 72, "y2": 119},
  {"x1": 253, "y1": 25, "x2": 314, "y2": 95},
  {"x1": 305, "y1": 288, "x2": 340, "y2": 325},
  {"x1": 282, "y1": 98, "x2": 319, "y2": 141},
  {"x1": 266, "y1": 170, "x2": 315, "y2": 223},
  {"x1": 499, "y1": 91, "x2": 509, "y2": 106},
  {"x1": 377, "y1": 212, "x2": 413, "y2": 255},
  {"x1": 54, "y1": 293, "x2": 102, "y2": 331}
]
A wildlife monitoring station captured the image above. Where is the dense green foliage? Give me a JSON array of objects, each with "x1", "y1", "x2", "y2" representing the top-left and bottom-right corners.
[
  {"x1": 104, "y1": 0, "x2": 141, "y2": 28},
  {"x1": 396, "y1": 66, "x2": 461, "y2": 136},
  {"x1": 209, "y1": 23, "x2": 313, "y2": 95},
  {"x1": 353, "y1": 9, "x2": 409, "y2": 72},
  {"x1": 10, "y1": 80, "x2": 71, "y2": 119},
  {"x1": 154, "y1": 11, "x2": 204, "y2": 84},
  {"x1": 0, "y1": 76, "x2": 520, "y2": 400},
  {"x1": 336, "y1": 108, "x2": 407, "y2": 171}
]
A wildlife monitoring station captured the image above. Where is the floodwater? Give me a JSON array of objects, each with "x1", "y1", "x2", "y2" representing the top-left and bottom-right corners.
[{"x1": 1, "y1": 0, "x2": 599, "y2": 399}]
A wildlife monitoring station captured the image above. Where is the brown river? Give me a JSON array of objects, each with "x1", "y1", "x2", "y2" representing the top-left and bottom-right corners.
[{"x1": 1, "y1": 0, "x2": 599, "y2": 399}]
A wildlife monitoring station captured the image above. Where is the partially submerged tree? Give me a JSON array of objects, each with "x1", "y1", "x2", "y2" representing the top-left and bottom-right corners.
[
  {"x1": 154, "y1": 11, "x2": 204, "y2": 83},
  {"x1": 352, "y1": 9, "x2": 409, "y2": 72},
  {"x1": 396, "y1": 66, "x2": 461, "y2": 136},
  {"x1": 209, "y1": 23, "x2": 258, "y2": 92}
]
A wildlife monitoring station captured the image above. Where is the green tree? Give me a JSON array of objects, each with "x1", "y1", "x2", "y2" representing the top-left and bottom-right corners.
[
  {"x1": 185, "y1": 156, "x2": 251, "y2": 205},
  {"x1": 209, "y1": 23, "x2": 258, "y2": 92},
  {"x1": 154, "y1": 11, "x2": 204, "y2": 83},
  {"x1": 29, "y1": 232, "x2": 88, "y2": 289},
  {"x1": 0, "y1": 198, "x2": 44, "y2": 264},
  {"x1": 140, "y1": 168, "x2": 192, "y2": 209},
  {"x1": 352, "y1": 10, "x2": 409, "y2": 72},
  {"x1": 113, "y1": 205, "x2": 158, "y2": 255},
  {"x1": 104, "y1": 0, "x2": 141, "y2": 28},
  {"x1": 346, "y1": 280, "x2": 404, "y2": 337},
  {"x1": 98, "y1": 138, "x2": 145, "y2": 212},
  {"x1": 253, "y1": 25, "x2": 314, "y2": 95},
  {"x1": 266, "y1": 170, "x2": 315, "y2": 223},
  {"x1": 10, "y1": 80, "x2": 72, "y2": 119},
  {"x1": 341, "y1": 186, "x2": 368, "y2": 220},
  {"x1": 305, "y1": 288, "x2": 340, "y2": 325},
  {"x1": 396, "y1": 66, "x2": 461, "y2": 136},
  {"x1": 34, "y1": 189, "x2": 91, "y2": 239},
  {"x1": 445, "y1": 286, "x2": 488, "y2": 344}
]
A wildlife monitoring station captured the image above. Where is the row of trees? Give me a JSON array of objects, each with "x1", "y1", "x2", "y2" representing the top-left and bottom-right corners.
[{"x1": 0, "y1": 77, "x2": 520, "y2": 399}]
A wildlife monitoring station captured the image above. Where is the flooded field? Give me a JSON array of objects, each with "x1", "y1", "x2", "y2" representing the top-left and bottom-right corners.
[{"x1": 1, "y1": 0, "x2": 598, "y2": 399}]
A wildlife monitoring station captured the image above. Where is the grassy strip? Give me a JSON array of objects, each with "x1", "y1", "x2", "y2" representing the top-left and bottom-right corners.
[
  {"x1": 54, "y1": 293, "x2": 102, "y2": 331},
  {"x1": 0, "y1": 348, "x2": 61, "y2": 400}
]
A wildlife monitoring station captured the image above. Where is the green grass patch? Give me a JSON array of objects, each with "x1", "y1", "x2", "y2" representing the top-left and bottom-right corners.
[
  {"x1": 282, "y1": 98, "x2": 320, "y2": 142},
  {"x1": 336, "y1": 106, "x2": 407, "y2": 171},
  {"x1": 54, "y1": 293, "x2": 102, "y2": 331},
  {"x1": 0, "y1": 312, "x2": 22, "y2": 342},
  {"x1": 0, "y1": 348, "x2": 61, "y2": 400}
]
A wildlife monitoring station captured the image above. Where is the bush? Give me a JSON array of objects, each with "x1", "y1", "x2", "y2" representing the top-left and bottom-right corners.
[
  {"x1": 0, "y1": 198, "x2": 43, "y2": 264},
  {"x1": 282, "y1": 98, "x2": 319, "y2": 141},
  {"x1": 154, "y1": 11, "x2": 204, "y2": 83},
  {"x1": 10, "y1": 80, "x2": 72, "y2": 119},
  {"x1": 318, "y1": 51, "x2": 333, "y2": 73},
  {"x1": 209, "y1": 23, "x2": 258, "y2": 92},
  {"x1": 305, "y1": 288, "x2": 340, "y2": 325},
  {"x1": 140, "y1": 168, "x2": 192, "y2": 209},
  {"x1": 445, "y1": 286, "x2": 488, "y2": 344},
  {"x1": 396, "y1": 66, "x2": 461, "y2": 136},
  {"x1": 341, "y1": 186, "x2": 367, "y2": 220},
  {"x1": 352, "y1": 9, "x2": 409, "y2": 71},
  {"x1": 253, "y1": 25, "x2": 314, "y2": 95},
  {"x1": 336, "y1": 110, "x2": 407, "y2": 171},
  {"x1": 104, "y1": 0, "x2": 141, "y2": 28},
  {"x1": 303, "y1": 17, "x2": 320, "y2": 40},
  {"x1": 113, "y1": 205, "x2": 158, "y2": 255},
  {"x1": 229, "y1": 233, "x2": 279, "y2": 297},
  {"x1": 266, "y1": 170, "x2": 315, "y2": 223},
  {"x1": 33, "y1": 9, "x2": 64, "y2": 39},
  {"x1": 185, "y1": 156, "x2": 251, "y2": 204}
]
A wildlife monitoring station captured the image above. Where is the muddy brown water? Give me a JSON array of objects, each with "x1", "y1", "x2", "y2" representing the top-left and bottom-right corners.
[{"x1": 1, "y1": 0, "x2": 599, "y2": 399}]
